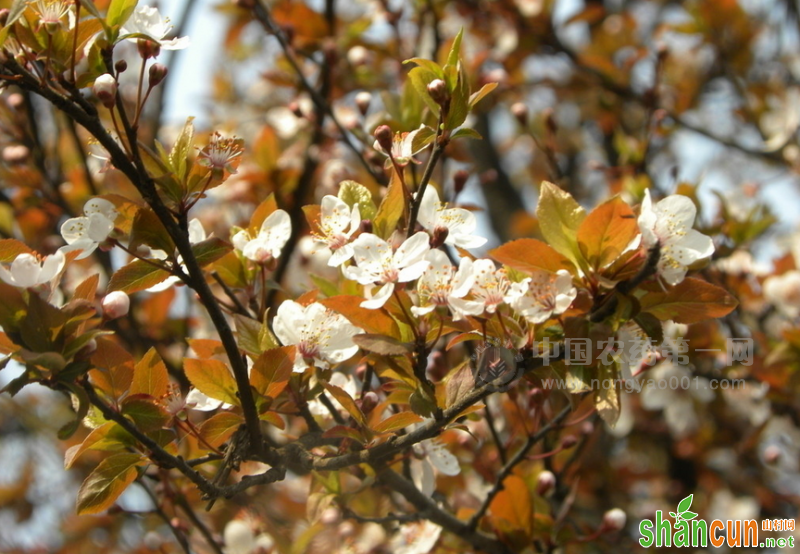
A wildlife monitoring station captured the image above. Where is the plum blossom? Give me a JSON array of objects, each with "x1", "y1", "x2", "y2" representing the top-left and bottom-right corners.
[
  {"x1": 640, "y1": 362, "x2": 714, "y2": 438},
  {"x1": 410, "y1": 249, "x2": 480, "y2": 320},
  {"x1": 763, "y1": 270, "x2": 800, "y2": 318},
  {"x1": 450, "y1": 259, "x2": 510, "y2": 316},
  {"x1": 232, "y1": 209, "x2": 291, "y2": 263},
  {"x1": 373, "y1": 125, "x2": 430, "y2": 166},
  {"x1": 0, "y1": 251, "x2": 65, "y2": 289},
  {"x1": 102, "y1": 291, "x2": 130, "y2": 320},
  {"x1": 410, "y1": 425, "x2": 460, "y2": 497},
  {"x1": 197, "y1": 132, "x2": 244, "y2": 175},
  {"x1": 312, "y1": 195, "x2": 361, "y2": 267},
  {"x1": 60, "y1": 198, "x2": 118, "y2": 259},
  {"x1": 30, "y1": 0, "x2": 71, "y2": 33},
  {"x1": 389, "y1": 520, "x2": 443, "y2": 554},
  {"x1": 504, "y1": 269, "x2": 577, "y2": 324},
  {"x1": 121, "y1": 5, "x2": 190, "y2": 50},
  {"x1": 637, "y1": 189, "x2": 715, "y2": 286},
  {"x1": 343, "y1": 232, "x2": 431, "y2": 309},
  {"x1": 416, "y1": 186, "x2": 487, "y2": 249},
  {"x1": 273, "y1": 300, "x2": 363, "y2": 372}
]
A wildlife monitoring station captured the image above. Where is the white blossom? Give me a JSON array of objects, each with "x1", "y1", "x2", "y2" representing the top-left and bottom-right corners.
[
  {"x1": 60, "y1": 198, "x2": 118, "y2": 259},
  {"x1": 410, "y1": 428, "x2": 460, "y2": 497},
  {"x1": 640, "y1": 362, "x2": 714, "y2": 438},
  {"x1": 410, "y1": 249, "x2": 480, "y2": 320},
  {"x1": 504, "y1": 269, "x2": 577, "y2": 324},
  {"x1": 637, "y1": 189, "x2": 715, "y2": 286},
  {"x1": 102, "y1": 291, "x2": 130, "y2": 319},
  {"x1": 273, "y1": 300, "x2": 363, "y2": 372},
  {"x1": 416, "y1": 186, "x2": 487, "y2": 249},
  {"x1": 232, "y1": 209, "x2": 291, "y2": 263},
  {"x1": 763, "y1": 270, "x2": 800, "y2": 318},
  {"x1": 313, "y1": 195, "x2": 360, "y2": 267},
  {"x1": 389, "y1": 520, "x2": 443, "y2": 554},
  {"x1": 121, "y1": 6, "x2": 190, "y2": 50},
  {"x1": 343, "y1": 232, "x2": 431, "y2": 309},
  {"x1": 0, "y1": 251, "x2": 65, "y2": 289},
  {"x1": 374, "y1": 125, "x2": 430, "y2": 166},
  {"x1": 449, "y1": 258, "x2": 510, "y2": 316}
]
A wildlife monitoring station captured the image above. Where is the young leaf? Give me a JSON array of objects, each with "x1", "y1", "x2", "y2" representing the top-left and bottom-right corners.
[
  {"x1": 76, "y1": 453, "x2": 142, "y2": 515},
  {"x1": 372, "y1": 412, "x2": 423, "y2": 434},
  {"x1": 250, "y1": 347, "x2": 293, "y2": 400},
  {"x1": 107, "y1": 260, "x2": 171, "y2": 294},
  {"x1": 640, "y1": 278, "x2": 739, "y2": 324},
  {"x1": 577, "y1": 197, "x2": 638, "y2": 270},
  {"x1": 106, "y1": 0, "x2": 138, "y2": 28},
  {"x1": 352, "y1": 334, "x2": 412, "y2": 356},
  {"x1": 121, "y1": 396, "x2": 169, "y2": 432},
  {"x1": 320, "y1": 296, "x2": 400, "y2": 337},
  {"x1": 193, "y1": 237, "x2": 232, "y2": 267},
  {"x1": 64, "y1": 422, "x2": 131, "y2": 469},
  {"x1": 0, "y1": 238, "x2": 33, "y2": 262},
  {"x1": 183, "y1": 358, "x2": 239, "y2": 406},
  {"x1": 322, "y1": 382, "x2": 367, "y2": 428},
  {"x1": 372, "y1": 169, "x2": 405, "y2": 239},
  {"x1": 489, "y1": 238, "x2": 575, "y2": 274},
  {"x1": 198, "y1": 411, "x2": 244, "y2": 448},
  {"x1": 536, "y1": 182, "x2": 586, "y2": 268},
  {"x1": 129, "y1": 208, "x2": 173, "y2": 254},
  {"x1": 338, "y1": 180, "x2": 378, "y2": 221},
  {"x1": 129, "y1": 347, "x2": 169, "y2": 398}
]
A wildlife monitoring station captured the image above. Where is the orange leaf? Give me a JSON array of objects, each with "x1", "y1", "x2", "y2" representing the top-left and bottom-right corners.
[
  {"x1": 372, "y1": 412, "x2": 423, "y2": 434},
  {"x1": 323, "y1": 382, "x2": 367, "y2": 428},
  {"x1": 320, "y1": 296, "x2": 400, "y2": 338},
  {"x1": 199, "y1": 411, "x2": 244, "y2": 448},
  {"x1": 183, "y1": 358, "x2": 239, "y2": 406},
  {"x1": 489, "y1": 474, "x2": 533, "y2": 542},
  {"x1": 250, "y1": 347, "x2": 293, "y2": 400},
  {"x1": 639, "y1": 278, "x2": 739, "y2": 324},
  {"x1": 489, "y1": 239, "x2": 574, "y2": 274},
  {"x1": 130, "y1": 348, "x2": 169, "y2": 399},
  {"x1": 577, "y1": 197, "x2": 638, "y2": 269},
  {"x1": 76, "y1": 453, "x2": 142, "y2": 515},
  {"x1": 89, "y1": 338, "x2": 134, "y2": 400}
]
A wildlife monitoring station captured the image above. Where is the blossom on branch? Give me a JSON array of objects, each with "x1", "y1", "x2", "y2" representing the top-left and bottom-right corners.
[
  {"x1": 0, "y1": 251, "x2": 65, "y2": 289},
  {"x1": 232, "y1": 209, "x2": 291, "y2": 263},
  {"x1": 416, "y1": 186, "x2": 487, "y2": 249},
  {"x1": 637, "y1": 189, "x2": 715, "y2": 286},
  {"x1": 410, "y1": 249, "x2": 480, "y2": 320},
  {"x1": 273, "y1": 300, "x2": 363, "y2": 372},
  {"x1": 313, "y1": 195, "x2": 361, "y2": 267},
  {"x1": 343, "y1": 232, "x2": 431, "y2": 309},
  {"x1": 59, "y1": 198, "x2": 118, "y2": 260},
  {"x1": 504, "y1": 269, "x2": 577, "y2": 324},
  {"x1": 121, "y1": 6, "x2": 190, "y2": 51}
]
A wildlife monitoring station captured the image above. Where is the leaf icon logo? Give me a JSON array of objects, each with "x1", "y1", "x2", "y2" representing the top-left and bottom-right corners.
[{"x1": 673, "y1": 494, "x2": 698, "y2": 523}]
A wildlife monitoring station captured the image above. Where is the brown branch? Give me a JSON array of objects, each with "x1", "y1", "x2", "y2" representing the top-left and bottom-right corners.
[{"x1": 137, "y1": 480, "x2": 192, "y2": 554}]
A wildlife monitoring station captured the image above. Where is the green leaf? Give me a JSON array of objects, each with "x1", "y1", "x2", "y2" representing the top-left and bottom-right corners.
[
  {"x1": 677, "y1": 494, "x2": 693, "y2": 515},
  {"x1": 183, "y1": 358, "x2": 239, "y2": 405},
  {"x1": 536, "y1": 181, "x2": 586, "y2": 268},
  {"x1": 682, "y1": 511, "x2": 698, "y2": 520},
  {"x1": 76, "y1": 453, "x2": 142, "y2": 515},
  {"x1": 0, "y1": 0, "x2": 29, "y2": 45},
  {"x1": 169, "y1": 117, "x2": 195, "y2": 184},
  {"x1": 407, "y1": 66, "x2": 443, "y2": 116},
  {"x1": 130, "y1": 347, "x2": 169, "y2": 398},
  {"x1": 106, "y1": 0, "x2": 138, "y2": 28},
  {"x1": 108, "y1": 260, "x2": 171, "y2": 294},
  {"x1": 193, "y1": 237, "x2": 232, "y2": 267},
  {"x1": 64, "y1": 422, "x2": 131, "y2": 469},
  {"x1": 446, "y1": 28, "x2": 464, "y2": 68},
  {"x1": 450, "y1": 127, "x2": 482, "y2": 140},
  {"x1": 639, "y1": 278, "x2": 739, "y2": 324},
  {"x1": 338, "y1": 180, "x2": 377, "y2": 221}
]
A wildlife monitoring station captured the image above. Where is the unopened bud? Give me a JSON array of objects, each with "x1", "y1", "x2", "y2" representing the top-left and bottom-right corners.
[
  {"x1": 0, "y1": 9, "x2": 9, "y2": 26},
  {"x1": 511, "y1": 102, "x2": 528, "y2": 126},
  {"x1": 426, "y1": 79, "x2": 449, "y2": 105},
  {"x1": 374, "y1": 125, "x2": 394, "y2": 154},
  {"x1": 560, "y1": 435, "x2": 578, "y2": 449},
  {"x1": 2, "y1": 144, "x2": 29, "y2": 163},
  {"x1": 536, "y1": 470, "x2": 556, "y2": 496},
  {"x1": 355, "y1": 91, "x2": 372, "y2": 116},
  {"x1": 581, "y1": 420, "x2": 594, "y2": 435},
  {"x1": 453, "y1": 170, "x2": 469, "y2": 195},
  {"x1": 602, "y1": 508, "x2": 626, "y2": 531},
  {"x1": 149, "y1": 63, "x2": 168, "y2": 87},
  {"x1": 430, "y1": 226, "x2": 449, "y2": 249},
  {"x1": 102, "y1": 291, "x2": 130, "y2": 320},
  {"x1": 93, "y1": 74, "x2": 118, "y2": 108},
  {"x1": 763, "y1": 444, "x2": 782, "y2": 465},
  {"x1": 288, "y1": 100, "x2": 303, "y2": 118},
  {"x1": 347, "y1": 45, "x2": 369, "y2": 66},
  {"x1": 7, "y1": 93, "x2": 24, "y2": 109},
  {"x1": 320, "y1": 507, "x2": 341, "y2": 525},
  {"x1": 358, "y1": 219, "x2": 373, "y2": 234},
  {"x1": 114, "y1": 59, "x2": 128, "y2": 74},
  {"x1": 137, "y1": 39, "x2": 161, "y2": 60},
  {"x1": 360, "y1": 391, "x2": 379, "y2": 414}
]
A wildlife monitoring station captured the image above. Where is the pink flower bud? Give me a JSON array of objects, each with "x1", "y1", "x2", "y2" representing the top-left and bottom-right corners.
[
  {"x1": 453, "y1": 169, "x2": 469, "y2": 196},
  {"x1": 93, "y1": 74, "x2": 118, "y2": 109},
  {"x1": 763, "y1": 445, "x2": 782, "y2": 465},
  {"x1": 115, "y1": 59, "x2": 128, "y2": 74},
  {"x1": 359, "y1": 391, "x2": 379, "y2": 414},
  {"x1": 102, "y1": 291, "x2": 130, "y2": 320},
  {"x1": 430, "y1": 226, "x2": 449, "y2": 249},
  {"x1": 602, "y1": 508, "x2": 626, "y2": 531},
  {"x1": 560, "y1": 435, "x2": 578, "y2": 449},
  {"x1": 536, "y1": 470, "x2": 556, "y2": 496},
  {"x1": 149, "y1": 64, "x2": 168, "y2": 87},
  {"x1": 373, "y1": 125, "x2": 394, "y2": 154},
  {"x1": 358, "y1": 219, "x2": 373, "y2": 234},
  {"x1": 137, "y1": 39, "x2": 161, "y2": 60},
  {"x1": 426, "y1": 79, "x2": 449, "y2": 105},
  {"x1": 511, "y1": 102, "x2": 528, "y2": 126}
]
